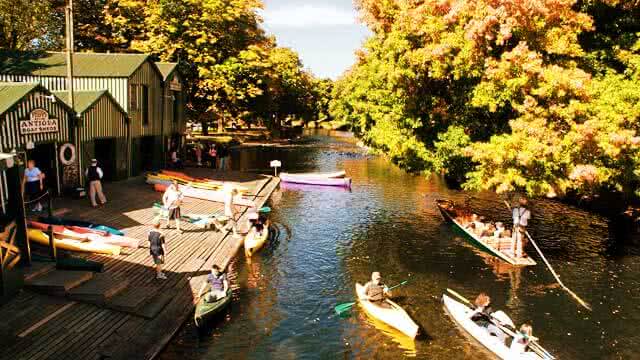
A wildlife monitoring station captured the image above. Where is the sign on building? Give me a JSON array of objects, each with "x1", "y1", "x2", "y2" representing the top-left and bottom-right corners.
[{"x1": 19, "y1": 109, "x2": 58, "y2": 135}]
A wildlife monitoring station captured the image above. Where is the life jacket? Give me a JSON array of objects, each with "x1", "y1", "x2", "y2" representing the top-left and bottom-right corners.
[
  {"x1": 87, "y1": 165, "x2": 101, "y2": 182},
  {"x1": 366, "y1": 283, "x2": 386, "y2": 302},
  {"x1": 471, "y1": 306, "x2": 493, "y2": 328},
  {"x1": 208, "y1": 273, "x2": 226, "y2": 291}
]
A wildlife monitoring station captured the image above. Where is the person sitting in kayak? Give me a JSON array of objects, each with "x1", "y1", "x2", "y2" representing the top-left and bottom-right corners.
[
  {"x1": 363, "y1": 272, "x2": 390, "y2": 305},
  {"x1": 510, "y1": 323, "x2": 533, "y2": 354},
  {"x1": 198, "y1": 265, "x2": 229, "y2": 302},
  {"x1": 247, "y1": 212, "x2": 264, "y2": 234},
  {"x1": 470, "y1": 293, "x2": 507, "y2": 343}
]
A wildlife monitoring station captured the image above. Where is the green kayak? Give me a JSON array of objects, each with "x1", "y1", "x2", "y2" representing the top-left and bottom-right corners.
[{"x1": 194, "y1": 286, "x2": 232, "y2": 328}]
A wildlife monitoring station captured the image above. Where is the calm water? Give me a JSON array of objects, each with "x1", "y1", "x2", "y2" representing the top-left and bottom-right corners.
[{"x1": 161, "y1": 132, "x2": 640, "y2": 359}]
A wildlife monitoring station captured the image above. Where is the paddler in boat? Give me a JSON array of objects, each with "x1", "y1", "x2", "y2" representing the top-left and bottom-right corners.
[
  {"x1": 511, "y1": 198, "x2": 531, "y2": 258},
  {"x1": 509, "y1": 323, "x2": 534, "y2": 355},
  {"x1": 469, "y1": 293, "x2": 507, "y2": 344},
  {"x1": 363, "y1": 272, "x2": 390, "y2": 306},
  {"x1": 247, "y1": 211, "x2": 265, "y2": 236},
  {"x1": 197, "y1": 264, "x2": 229, "y2": 302}
]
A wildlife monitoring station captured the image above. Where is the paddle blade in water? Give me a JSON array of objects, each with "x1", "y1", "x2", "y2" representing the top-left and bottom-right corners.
[
  {"x1": 334, "y1": 302, "x2": 356, "y2": 315},
  {"x1": 259, "y1": 206, "x2": 271, "y2": 213}
]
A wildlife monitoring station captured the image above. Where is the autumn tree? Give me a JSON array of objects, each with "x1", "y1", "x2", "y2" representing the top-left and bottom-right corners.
[{"x1": 0, "y1": 0, "x2": 57, "y2": 50}]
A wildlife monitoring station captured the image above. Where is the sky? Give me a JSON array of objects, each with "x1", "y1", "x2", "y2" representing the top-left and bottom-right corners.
[{"x1": 260, "y1": 0, "x2": 371, "y2": 79}]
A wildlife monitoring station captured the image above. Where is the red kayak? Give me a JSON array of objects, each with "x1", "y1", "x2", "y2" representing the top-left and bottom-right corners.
[{"x1": 27, "y1": 220, "x2": 139, "y2": 249}]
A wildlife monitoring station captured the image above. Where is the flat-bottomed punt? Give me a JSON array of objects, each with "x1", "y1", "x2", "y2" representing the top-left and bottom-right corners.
[
  {"x1": 443, "y1": 294, "x2": 551, "y2": 359},
  {"x1": 436, "y1": 199, "x2": 536, "y2": 266},
  {"x1": 355, "y1": 283, "x2": 419, "y2": 339},
  {"x1": 194, "y1": 286, "x2": 232, "y2": 328}
]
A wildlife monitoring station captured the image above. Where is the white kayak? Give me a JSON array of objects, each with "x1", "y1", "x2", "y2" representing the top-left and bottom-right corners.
[
  {"x1": 442, "y1": 294, "x2": 551, "y2": 359},
  {"x1": 356, "y1": 283, "x2": 419, "y2": 339}
]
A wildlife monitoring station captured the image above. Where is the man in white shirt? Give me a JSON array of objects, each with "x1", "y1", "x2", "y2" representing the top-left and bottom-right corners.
[
  {"x1": 512, "y1": 198, "x2": 531, "y2": 258},
  {"x1": 162, "y1": 180, "x2": 184, "y2": 233},
  {"x1": 85, "y1": 159, "x2": 107, "y2": 208}
]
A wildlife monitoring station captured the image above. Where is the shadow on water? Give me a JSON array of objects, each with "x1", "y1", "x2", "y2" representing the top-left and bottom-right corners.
[{"x1": 160, "y1": 130, "x2": 640, "y2": 360}]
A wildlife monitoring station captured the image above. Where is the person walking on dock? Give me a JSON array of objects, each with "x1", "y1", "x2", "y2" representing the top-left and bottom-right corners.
[
  {"x1": 163, "y1": 180, "x2": 184, "y2": 233},
  {"x1": 208, "y1": 144, "x2": 217, "y2": 169},
  {"x1": 22, "y1": 159, "x2": 45, "y2": 212},
  {"x1": 195, "y1": 144, "x2": 203, "y2": 166},
  {"x1": 149, "y1": 221, "x2": 167, "y2": 280},
  {"x1": 511, "y1": 198, "x2": 531, "y2": 258},
  {"x1": 85, "y1": 159, "x2": 107, "y2": 208},
  {"x1": 223, "y1": 185, "x2": 239, "y2": 237}
]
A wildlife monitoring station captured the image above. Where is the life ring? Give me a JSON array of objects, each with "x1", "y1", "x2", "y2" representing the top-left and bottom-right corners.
[{"x1": 59, "y1": 143, "x2": 76, "y2": 165}]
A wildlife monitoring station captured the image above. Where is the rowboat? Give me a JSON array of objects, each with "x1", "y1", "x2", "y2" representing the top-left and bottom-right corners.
[
  {"x1": 244, "y1": 225, "x2": 270, "y2": 257},
  {"x1": 38, "y1": 216, "x2": 124, "y2": 236},
  {"x1": 28, "y1": 229, "x2": 121, "y2": 256},
  {"x1": 280, "y1": 173, "x2": 352, "y2": 187},
  {"x1": 28, "y1": 221, "x2": 139, "y2": 248},
  {"x1": 194, "y1": 286, "x2": 232, "y2": 328},
  {"x1": 281, "y1": 170, "x2": 346, "y2": 178},
  {"x1": 436, "y1": 200, "x2": 536, "y2": 266},
  {"x1": 442, "y1": 294, "x2": 550, "y2": 359},
  {"x1": 152, "y1": 183, "x2": 256, "y2": 207},
  {"x1": 355, "y1": 283, "x2": 419, "y2": 339}
]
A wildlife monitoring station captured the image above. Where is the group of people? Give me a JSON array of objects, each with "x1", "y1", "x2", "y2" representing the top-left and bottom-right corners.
[
  {"x1": 361, "y1": 272, "x2": 535, "y2": 355},
  {"x1": 457, "y1": 198, "x2": 531, "y2": 258},
  {"x1": 193, "y1": 142, "x2": 231, "y2": 170}
]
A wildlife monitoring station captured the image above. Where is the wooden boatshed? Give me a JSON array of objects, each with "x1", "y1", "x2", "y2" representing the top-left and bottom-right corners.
[
  {"x1": 0, "y1": 82, "x2": 75, "y2": 195},
  {"x1": 53, "y1": 90, "x2": 129, "y2": 182},
  {"x1": 156, "y1": 62, "x2": 186, "y2": 158},
  {"x1": 0, "y1": 51, "x2": 166, "y2": 176}
]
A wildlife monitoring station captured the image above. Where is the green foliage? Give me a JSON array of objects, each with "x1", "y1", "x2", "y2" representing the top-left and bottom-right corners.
[{"x1": 0, "y1": 0, "x2": 57, "y2": 50}]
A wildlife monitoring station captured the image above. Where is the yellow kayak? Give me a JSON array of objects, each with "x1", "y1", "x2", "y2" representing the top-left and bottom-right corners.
[
  {"x1": 356, "y1": 283, "x2": 419, "y2": 339},
  {"x1": 28, "y1": 229, "x2": 121, "y2": 256},
  {"x1": 244, "y1": 226, "x2": 269, "y2": 257}
]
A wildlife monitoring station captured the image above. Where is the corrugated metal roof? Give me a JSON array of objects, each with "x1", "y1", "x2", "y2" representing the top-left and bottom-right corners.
[
  {"x1": 52, "y1": 90, "x2": 127, "y2": 116},
  {"x1": 0, "y1": 82, "x2": 40, "y2": 115},
  {"x1": 0, "y1": 51, "x2": 151, "y2": 78},
  {"x1": 156, "y1": 62, "x2": 178, "y2": 81}
]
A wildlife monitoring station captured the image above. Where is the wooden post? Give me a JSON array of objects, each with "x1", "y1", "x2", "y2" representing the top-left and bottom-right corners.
[
  {"x1": 47, "y1": 225, "x2": 56, "y2": 261},
  {"x1": 8, "y1": 163, "x2": 30, "y2": 265}
]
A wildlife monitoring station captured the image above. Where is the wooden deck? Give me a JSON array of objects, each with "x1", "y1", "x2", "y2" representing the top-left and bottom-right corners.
[{"x1": 0, "y1": 168, "x2": 280, "y2": 360}]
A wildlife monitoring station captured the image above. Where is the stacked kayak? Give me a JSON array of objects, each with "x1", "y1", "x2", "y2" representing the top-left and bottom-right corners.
[
  {"x1": 28, "y1": 220, "x2": 139, "y2": 248},
  {"x1": 280, "y1": 172, "x2": 351, "y2": 188},
  {"x1": 38, "y1": 216, "x2": 124, "y2": 236},
  {"x1": 194, "y1": 286, "x2": 232, "y2": 328},
  {"x1": 146, "y1": 170, "x2": 249, "y2": 193},
  {"x1": 355, "y1": 283, "x2": 419, "y2": 339},
  {"x1": 244, "y1": 225, "x2": 270, "y2": 257},
  {"x1": 28, "y1": 229, "x2": 121, "y2": 256},
  {"x1": 153, "y1": 183, "x2": 255, "y2": 207}
]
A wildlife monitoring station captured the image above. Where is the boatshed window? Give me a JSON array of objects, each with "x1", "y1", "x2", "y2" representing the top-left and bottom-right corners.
[
  {"x1": 129, "y1": 84, "x2": 138, "y2": 112},
  {"x1": 142, "y1": 85, "x2": 149, "y2": 125}
]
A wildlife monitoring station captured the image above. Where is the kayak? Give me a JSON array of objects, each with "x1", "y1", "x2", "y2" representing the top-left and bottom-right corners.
[
  {"x1": 442, "y1": 294, "x2": 550, "y2": 359},
  {"x1": 152, "y1": 183, "x2": 256, "y2": 207},
  {"x1": 244, "y1": 225, "x2": 270, "y2": 257},
  {"x1": 280, "y1": 173, "x2": 352, "y2": 187},
  {"x1": 28, "y1": 221, "x2": 139, "y2": 248},
  {"x1": 435, "y1": 200, "x2": 536, "y2": 266},
  {"x1": 155, "y1": 170, "x2": 250, "y2": 193},
  {"x1": 38, "y1": 216, "x2": 124, "y2": 236},
  {"x1": 281, "y1": 170, "x2": 346, "y2": 178},
  {"x1": 194, "y1": 286, "x2": 232, "y2": 328},
  {"x1": 28, "y1": 229, "x2": 121, "y2": 256},
  {"x1": 355, "y1": 283, "x2": 419, "y2": 339}
]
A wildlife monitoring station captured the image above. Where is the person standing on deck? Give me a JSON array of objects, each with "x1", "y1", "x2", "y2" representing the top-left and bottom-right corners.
[
  {"x1": 195, "y1": 143, "x2": 202, "y2": 166},
  {"x1": 22, "y1": 159, "x2": 45, "y2": 212},
  {"x1": 148, "y1": 221, "x2": 167, "y2": 280},
  {"x1": 162, "y1": 180, "x2": 184, "y2": 233},
  {"x1": 208, "y1": 144, "x2": 217, "y2": 169},
  {"x1": 197, "y1": 265, "x2": 229, "y2": 302},
  {"x1": 85, "y1": 159, "x2": 107, "y2": 208},
  {"x1": 512, "y1": 198, "x2": 531, "y2": 258},
  {"x1": 223, "y1": 185, "x2": 240, "y2": 237}
]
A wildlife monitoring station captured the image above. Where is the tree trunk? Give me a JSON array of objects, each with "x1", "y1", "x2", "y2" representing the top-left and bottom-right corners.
[
  {"x1": 217, "y1": 114, "x2": 224, "y2": 133},
  {"x1": 201, "y1": 120, "x2": 208, "y2": 136}
]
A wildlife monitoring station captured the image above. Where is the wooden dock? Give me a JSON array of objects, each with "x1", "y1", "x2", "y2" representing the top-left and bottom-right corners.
[{"x1": 0, "y1": 169, "x2": 280, "y2": 360}]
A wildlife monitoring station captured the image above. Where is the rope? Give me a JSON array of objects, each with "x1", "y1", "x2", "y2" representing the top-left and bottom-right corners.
[{"x1": 23, "y1": 190, "x2": 50, "y2": 205}]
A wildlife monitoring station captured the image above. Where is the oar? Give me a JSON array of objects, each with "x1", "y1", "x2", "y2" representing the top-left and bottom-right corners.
[
  {"x1": 258, "y1": 206, "x2": 271, "y2": 213},
  {"x1": 504, "y1": 200, "x2": 592, "y2": 311},
  {"x1": 334, "y1": 280, "x2": 411, "y2": 315},
  {"x1": 446, "y1": 288, "x2": 555, "y2": 359}
]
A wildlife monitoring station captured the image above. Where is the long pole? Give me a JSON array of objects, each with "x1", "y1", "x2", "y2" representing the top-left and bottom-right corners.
[
  {"x1": 66, "y1": 0, "x2": 82, "y2": 188},
  {"x1": 504, "y1": 200, "x2": 591, "y2": 311}
]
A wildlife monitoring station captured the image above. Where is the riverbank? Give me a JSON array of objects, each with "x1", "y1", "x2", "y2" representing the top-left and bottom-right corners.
[{"x1": 0, "y1": 168, "x2": 279, "y2": 360}]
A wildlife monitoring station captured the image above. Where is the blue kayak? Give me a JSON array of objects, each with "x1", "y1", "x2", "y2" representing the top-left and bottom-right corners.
[{"x1": 38, "y1": 216, "x2": 125, "y2": 236}]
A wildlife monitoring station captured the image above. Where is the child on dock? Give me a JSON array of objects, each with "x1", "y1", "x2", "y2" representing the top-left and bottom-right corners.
[{"x1": 149, "y1": 221, "x2": 167, "y2": 280}]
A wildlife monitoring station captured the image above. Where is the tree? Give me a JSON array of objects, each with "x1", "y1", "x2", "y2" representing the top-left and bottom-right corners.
[{"x1": 0, "y1": 0, "x2": 56, "y2": 50}]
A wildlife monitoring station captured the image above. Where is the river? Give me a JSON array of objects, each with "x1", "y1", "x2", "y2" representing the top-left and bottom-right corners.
[{"x1": 160, "y1": 131, "x2": 640, "y2": 359}]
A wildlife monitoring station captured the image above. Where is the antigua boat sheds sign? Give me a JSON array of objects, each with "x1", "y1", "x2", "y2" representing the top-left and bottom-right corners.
[{"x1": 19, "y1": 108, "x2": 59, "y2": 135}]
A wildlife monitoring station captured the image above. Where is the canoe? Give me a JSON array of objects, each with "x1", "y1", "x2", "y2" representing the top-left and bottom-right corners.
[
  {"x1": 281, "y1": 170, "x2": 346, "y2": 179},
  {"x1": 442, "y1": 294, "x2": 549, "y2": 359},
  {"x1": 435, "y1": 200, "x2": 536, "y2": 266},
  {"x1": 28, "y1": 221, "x2": 139, "y2": 248},
  {"x1": 280, "y1": 173, "x2": 352, "y2": 187},
  {"x1": 244, "y1": 225, "x2": 270, "y2": 257},
  {"x1": 194, "y1": 286, "x2": 232, "y2": 328},
  {"x1": 155, "y1": 170, "x2": 249, "y2": 193},
  {"x1": 38, "y1": 216, "x2": 125, "y2": 236},
  {"x1": 28, "y1": 229, "x2": 121, "y2": 256},
  {"x1": 355, "y1": 283, "x2": 419, "y2": 339},
  {"x1": 152, "y1": 183, "x2": 256, "y2": 207}
]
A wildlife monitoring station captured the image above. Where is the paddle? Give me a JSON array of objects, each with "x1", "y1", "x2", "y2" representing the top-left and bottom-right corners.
[
  {"x1": 446, "y1": 288, "x2": 555, "y2": 360},
  {"x1": 258, "y1": 206, "x2": 271, "y2": 213},
  {"x1": 504, "y1": 200, "x2": 592, "y2": 311},
  {"x1": 334, "y1": 280, "x2": 411, "y2": 315}
]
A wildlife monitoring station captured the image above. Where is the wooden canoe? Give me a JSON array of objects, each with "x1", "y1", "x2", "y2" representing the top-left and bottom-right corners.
[
  {"x1": 194, "y1": 286, "x2": 232, "y2": 328},
  {"x1": 280, "y1": 173, "x2": 352, "y2": 187},
  {"x1": 28, "y1": 229, "x2": 121, "y2": 256},
  {"x1": 443, "y1": 294, "x2": 549, "y2": 359},
  {"x1": 436, "y1": 200, "x2": 536, "y2": 266},
  {"x1": 244, "y1": 225, "x2": 270, "y2": 257},
  {"x1": 355, "y1": 283, "x2": 419, "y2": 339}
]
